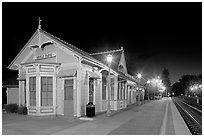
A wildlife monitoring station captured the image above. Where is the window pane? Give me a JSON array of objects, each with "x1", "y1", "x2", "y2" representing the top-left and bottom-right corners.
[
  {"x1": 41, "y1": 77, "x2": 46, "y2": 85},
  {"x1": 41, "y1": 85, "x2": 46, "y2": 91},
  {"x1": 41, "y1": 98, "x2": 47, "y2": 106},
  {"x1": 47, "y1": 77, "x2": 53, "y2": 84},
  {"x1": 41, "y1": 77, "x2": 53, "y2": 106},
  {"x1": 31, "y1": 92, "x2": 36, "y2": 99},
  {"x1": 89, "y1": 94, "x2": 93, "y2": 103},
  {"x1": 29, "y1": 84, "x2": 33, "y2": 91},
  {"x1": 111, "y1": 78, "x2": 114, "y2": 83},
  {"x1": 48, "y1": 99, "x2": 53, "y2": 106},
  {"x1": 42, "y1": 92, "x2": 47, "y2": 98},
  {"x1": 30, "y1": 99, "x2": 34, "y2": 106},
  {"x1": 65, "y1": 79, "x2": 73, "y2": 85},
  {"x1": 89, "y1": 78, "x2": 94, "y2": 92},
  {"x1": 111, "y1": 86, "x2": 114, "y2": 100},
  {"x1": 119, "y1": 83, "x2": 121, "y2": 100},
  {"x1": 120, "y1": 83, "x2": 122, "y2": 99},
  {"x1": 47, "y1": 92, "x2": 53, "y2": 99},
  {"x1": 47, "y1": 85, "x2": 53, "y2": 92},
  {"x1": 33, "y1": 77, "x2": 36, "y2": 85},
  {"x1": 102, "y1": 77, "x2": 106, "y2": 100},
  {"x1": 29, "y1": 77, "x2": 36, "y2": 106},
  {"x1": 33, "y1": 83, "x2": 36, "y2": 91},
  {"x1": 29, "y1": 77, "x2": 33, "y2": 85},
  {"x1": 89, "y1": 78, "x2": 94, "y2": 103},
  {"x1": 30, "y1": 98, "x2": 36, "y2": 106},
  {"x1": 123, "y1": 83, "x2": 126, "y2": 99}
]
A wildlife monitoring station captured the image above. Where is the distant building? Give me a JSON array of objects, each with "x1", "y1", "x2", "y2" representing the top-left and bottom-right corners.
[{"x1": 7, "y1": 23, "x2": 145, "y2": 117}]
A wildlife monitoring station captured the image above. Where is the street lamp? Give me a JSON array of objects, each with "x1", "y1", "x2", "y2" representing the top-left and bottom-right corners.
[
  {"x1": 147, "y1": 80, "x2": 150, "y2": 100},
  {"x1": 199, "y1": 85, "x2": 202, "y2": 88},
  {"x1": 137, "y1": 73, "x2": 142, "y2": 79},
  {"x1": 106, "y1": 54, "x2": 112, "y2": 116},
  {"x1": 137, "y1": 73, "x2": 142, "y2": 83}
]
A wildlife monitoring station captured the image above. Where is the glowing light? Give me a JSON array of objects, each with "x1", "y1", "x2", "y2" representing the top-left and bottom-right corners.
[
  {"x1": 137, "y1": 73, "x2": 142, "y2": 79},
  {"x1": 107, "y1": 54, "x2": 112, "y2": 62},
  {"x1": 199, "y1": 85, "x2": 202, "y2": 88},
  {"x1": 194, "y1": 86, "x2": 198, "y2": 89},
  {"x1": 147, "y1": 80, "x2": 150, "y2": 84}
]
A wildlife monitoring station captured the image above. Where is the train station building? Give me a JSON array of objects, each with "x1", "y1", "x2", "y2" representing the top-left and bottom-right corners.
[{"x1": 7, "y1": 24, "x2": 145, "y2": 117}]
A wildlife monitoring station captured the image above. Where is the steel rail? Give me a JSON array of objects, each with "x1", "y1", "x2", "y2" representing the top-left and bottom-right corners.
[
  {"x1": 172, "y1": 98, "x2": 202, "y2": 135},
  {"x1": 177, "y1": 99, "x2": 202, "y2": 113}
]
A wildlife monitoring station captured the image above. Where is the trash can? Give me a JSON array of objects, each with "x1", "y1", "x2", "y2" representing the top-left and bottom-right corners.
[{"x1": 86, "y1": 102, "x2": 95, "y2": 117}]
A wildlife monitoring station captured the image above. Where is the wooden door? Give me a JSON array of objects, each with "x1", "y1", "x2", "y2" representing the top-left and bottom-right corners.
[{"x1": 64, "y1": 79, "x2": 74, "y2": 116}]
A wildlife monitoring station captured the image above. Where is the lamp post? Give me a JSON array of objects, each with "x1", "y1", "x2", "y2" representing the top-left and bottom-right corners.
[
  {"x1": 136, "y1": 73, "x2": 142, "y2": 103},
  {"x1": 106, "y1": 54, "x2": 112, "y2": 116},
  {"x1": 147, "y1": 80, "x2": 150, "y2": 100},
  {"x1": 137, "y1": 73, "x2": 142, "y2": 83}
]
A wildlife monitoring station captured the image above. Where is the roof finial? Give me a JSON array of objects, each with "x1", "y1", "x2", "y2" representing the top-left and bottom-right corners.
[{"x1": 38, "y1": 17, "x2": 42, "y2": 29}]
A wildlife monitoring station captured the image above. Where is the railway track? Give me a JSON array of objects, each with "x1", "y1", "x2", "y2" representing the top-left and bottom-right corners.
[{"x1": 172, "y1": 97, "x2": 202, "y2": 135}]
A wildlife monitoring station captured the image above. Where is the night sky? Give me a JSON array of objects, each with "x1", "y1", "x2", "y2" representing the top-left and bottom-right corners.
[{"x1": 2, "y1": 2, "x2": 202, "y2": 85}]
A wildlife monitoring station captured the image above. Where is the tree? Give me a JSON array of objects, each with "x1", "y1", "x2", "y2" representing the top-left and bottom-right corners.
[
  {"x1": 171, "y1": 82, "x2": 183, "y2": 96},
  {"x1": 175, "y1": 74, "x2": 202, "y2": 97},
  {"x1": 161, "y1": 68, "x2": 171, "y2": 96},
  {"x1": 179, "y1": 75, "x2": 196, "y2": 96}
]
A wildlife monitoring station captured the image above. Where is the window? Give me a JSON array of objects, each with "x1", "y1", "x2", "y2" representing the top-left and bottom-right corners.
[
  {"x1": 123, "y1": 83, "x2": 126, "y2": 99},
  {"x1": 89, "y1": 78, "x2": 94, "y2": 103},
  {"x1": 111, "y1": 78, "x2": 114, "y2": 100},
  {"x1": 118, "y1": 83, "x2": 120, "y2": 100},
  {"x1": 29, "y1": 77, "x2": 36, "y2": 106},
  {"x1": 120, "y1": 83, "x2": 123, "y2": 100},
  {"x1": 41, "y1": 77, "x2": 53, "y2": 106},
  {"x1": 24, "y1": 80, "x2": 26, "y2": 104},
  {"x1": 102, "y1": 77, "x2": 107, "y2": 100}
]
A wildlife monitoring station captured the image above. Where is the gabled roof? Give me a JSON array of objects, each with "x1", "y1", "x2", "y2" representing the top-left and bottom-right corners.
[
  {"x1": 39, "y1": 29, "x2": 111, "y2": 69},
  {"x1": 8, "y1": 27, "x2": 139, "y2": 83},
  {"x1": 91, "y1": 48, "x2": 140, "y2": 83},
  {"x1": 8, "y1": 28, "x2": 109, "y2": 70},
  {"x1": 39, "y1": 29, "x2": 95, "y2": 61}
]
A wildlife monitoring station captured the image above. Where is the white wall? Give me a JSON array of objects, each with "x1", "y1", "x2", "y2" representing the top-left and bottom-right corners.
[
  {"x1": 7, "y1": 88, "x2": 19, "y2": 105},
  {"x1": 56, "y1": 77, "x2": 63, "y2": 115}
]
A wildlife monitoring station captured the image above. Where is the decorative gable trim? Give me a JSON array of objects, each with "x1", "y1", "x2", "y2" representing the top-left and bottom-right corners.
[{"x1": 118, "y1": 49, "x2": 128, "y2": 74}]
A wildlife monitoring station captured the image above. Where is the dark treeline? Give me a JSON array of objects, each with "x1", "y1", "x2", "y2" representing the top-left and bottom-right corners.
[{"x1": 171, "y1": 74, "x2": 202, "y2": 97}]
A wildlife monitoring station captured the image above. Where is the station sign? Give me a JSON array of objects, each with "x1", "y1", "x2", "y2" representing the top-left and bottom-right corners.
[{"x1": 34, "y1": 53, "x2": 56, "y2": 60}]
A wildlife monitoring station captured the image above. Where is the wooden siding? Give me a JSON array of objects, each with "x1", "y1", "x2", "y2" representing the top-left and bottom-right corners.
[
  {"x1": 80, "y1": 69, "x2": 88, "y2": 116},
  {"x1": 56, "y1": 45, "x2": 77, "y2": 64},
  {"x1": 56, "y1": 77, "x2": 63, "y2": 115},
  {"x1": 7, "y1": 88, "x2": 19, "y2": 104},
  {"x1": 34, "y1": 44, "x2": 57, "y2": 63},
  {"x1": 94, "y1": 78, "x2": 102, "y2": 112}
]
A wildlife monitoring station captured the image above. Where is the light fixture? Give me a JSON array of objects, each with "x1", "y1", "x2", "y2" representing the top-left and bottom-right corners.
[
  {"x1": 137, "y1": 73, "x2": 142, "y2": 79},
  {"x1": 147, "y1": 80, "x2": 150, "y2": 84},
  {"x1": 107, "y1": 54, "x2": 112, "y2": 63}
]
